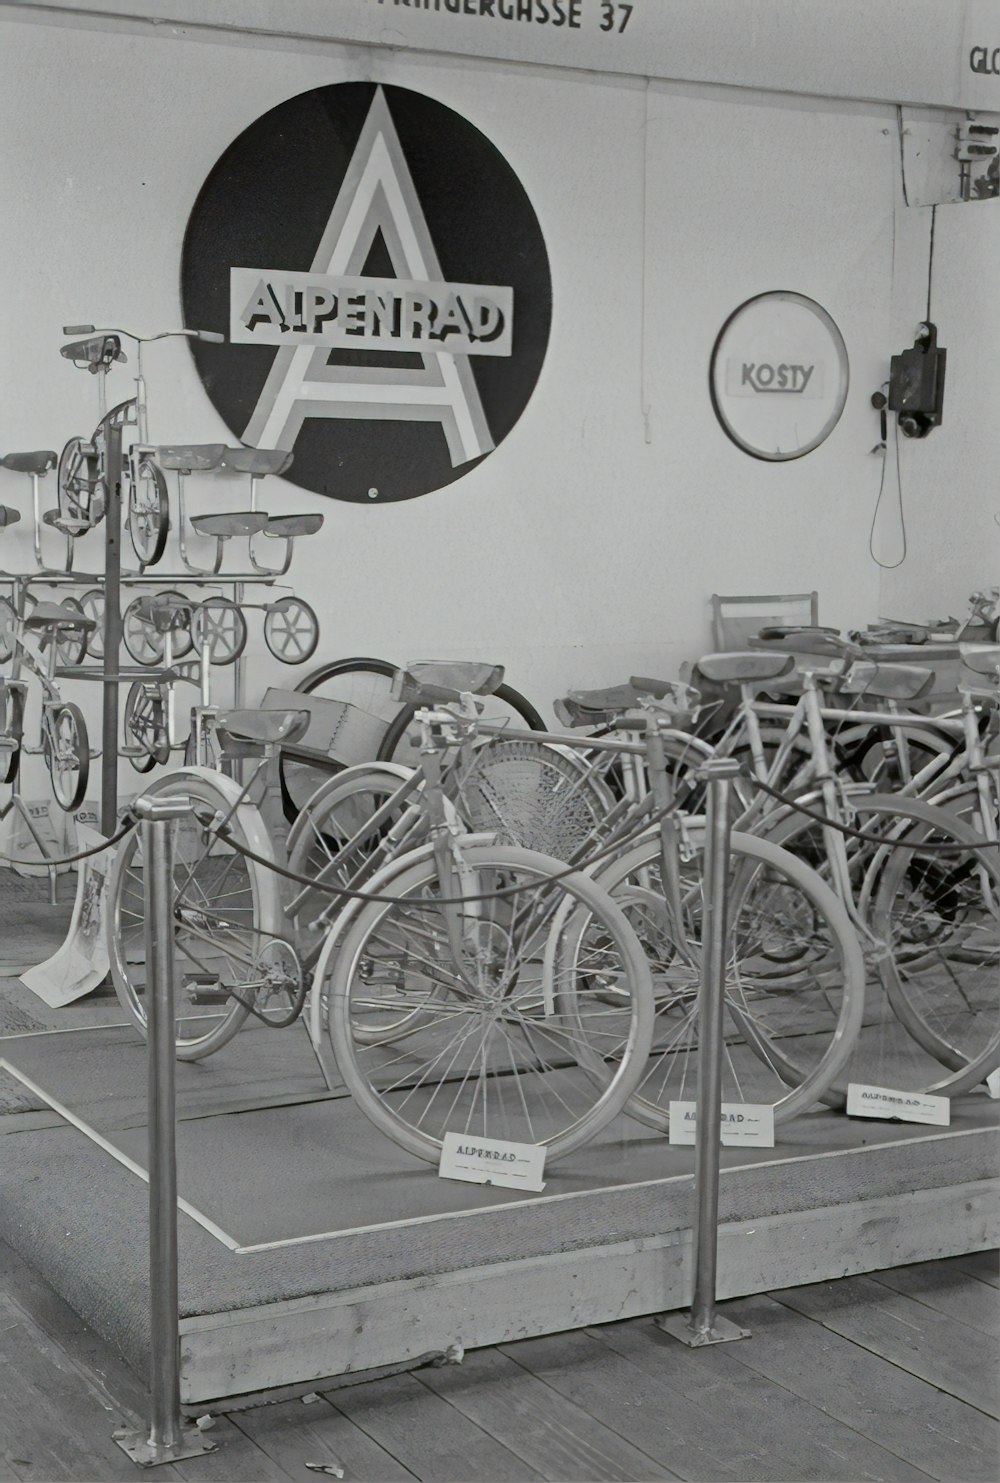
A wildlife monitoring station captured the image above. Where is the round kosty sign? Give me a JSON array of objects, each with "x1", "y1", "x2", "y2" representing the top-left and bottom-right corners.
[
  {"x1": 181, "y1": 83, "x2": 552, "y2": 503},
  {"x1": 709, "y1": 291, "x2": 850, "y2": 461}
]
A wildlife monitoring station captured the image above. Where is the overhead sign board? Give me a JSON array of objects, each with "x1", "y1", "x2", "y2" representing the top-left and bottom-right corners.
[{"x1": 15, "y1": 0, "x2": 995, "y2": 111}]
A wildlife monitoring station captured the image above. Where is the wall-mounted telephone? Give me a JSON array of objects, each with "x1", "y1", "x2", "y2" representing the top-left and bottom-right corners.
[{"x1": 887, "y1": 322, "x2": 947, "y2": 438}]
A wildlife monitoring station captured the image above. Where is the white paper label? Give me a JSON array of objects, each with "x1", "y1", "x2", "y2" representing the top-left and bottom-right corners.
[
  {"x1": 846, "y1": 1083, "x2": 950, "y2": 1126},
  {"x1": 439, "y1": 1132, "x2": 546, "y2": 1192},
  {"x1": 668, "y1": 1102, "x2": 775, "y2": 1147},
  {"x1": 985, "y1": 1068, "x2": 1000, "y2": 1100}
]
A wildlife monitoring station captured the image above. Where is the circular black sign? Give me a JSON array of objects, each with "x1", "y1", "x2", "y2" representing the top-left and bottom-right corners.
[{"x1": 181, "y1": 83, "x2": 552, "y2": 503}]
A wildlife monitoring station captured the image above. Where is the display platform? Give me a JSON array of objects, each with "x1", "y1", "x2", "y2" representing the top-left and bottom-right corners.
[{"x1": 0, "y1": 1018, "x2": 996, "y2": 1408}]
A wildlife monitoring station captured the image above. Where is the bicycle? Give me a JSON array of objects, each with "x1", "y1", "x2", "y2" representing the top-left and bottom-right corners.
[
  {"x1": 105, "y1": 663, "x2": 658, "y2": 1165},
  {"x1": 443, "y1": 654, "x2": 997, "y2": 1106},
  {"x1": 58, "y1": 323, "x2": 225, "y2": 570},
  {"x1": 678, "y1": 648, "x2": 1000, "y2": 1098},
  {"x1": 0, "y1": 600, "x2": 94, "y2": 809},
  {"x1": 295, "y1": 672, "x2": 871, "y2": 1132}
]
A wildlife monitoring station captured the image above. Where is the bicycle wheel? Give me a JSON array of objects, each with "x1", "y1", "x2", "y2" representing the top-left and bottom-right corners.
[
  {"x1": 43, "y1": 702, "x2": 89, "y2": 811},
  {"x1": 281, "y1": 657, "x2": 400, "y2": 820},
  {"x1": 0, "y1": 684, "x2": 24, "y2": 785},
  {"x1": 53, "y1": 597, "x2": 88, "y2": 668},
  {"x1": 286, "y1": 763, "x2": 418, "y2": 966},
  {"x1": 122, "y1": 594, "x2": 182, "y2": 666},
  {"x1": 319, "y1": 844, "x2": 655, "y2": 1164},
  {"x1": 191, "y1": 597, "x2": 247, "y2": 666},
  {"x1": 78, "y1": 587, "x2": 105, "y2": 659},
  {"x1": 455, "y1": 737, "x2": 610, "y2": 862},
  {"x1": 833, "y1": 720, "x2": 956, "y2": 792},
  {"x1": 128, "y1": 456, "x2": 169, "y2": 566},
  {"x1": 263, "y1": 596, "x2": 320, "y2": 665},
  {"x1": 106, "y1": 770, "x2": 284, "y2": 1059},
  {"x1": 377, "y1": 681, "x2": 546, "y2": 765},
  {"x1": 869, "y1": 812, "x2": 1000, "y2": 1094},
  {"x1": 124, "y1": 680, "x2": 170, "y2": 771},
  {"x1": 0, "y1": 596, "x2": 17, "y2": 663},
  {"x1": 56, "y1": 435, "x2": 100, "y2": 523},
  {"x1": 581, "y1": 829, "x2": 865, "y2": 1130}
]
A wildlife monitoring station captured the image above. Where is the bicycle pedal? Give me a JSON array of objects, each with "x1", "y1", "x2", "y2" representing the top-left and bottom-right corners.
[{"x1": 185, "y1": 975, "x2": 228, "y2": 1004}]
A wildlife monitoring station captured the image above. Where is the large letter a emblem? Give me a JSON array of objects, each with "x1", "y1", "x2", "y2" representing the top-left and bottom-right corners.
[{"x1": 243, "y1": 87, "x2": 495, "y2": 467}]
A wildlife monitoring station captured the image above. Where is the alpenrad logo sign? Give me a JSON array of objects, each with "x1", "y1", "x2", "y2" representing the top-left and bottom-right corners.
[{"x1": 181, "y1": 83, "x2": 552, "y2": 503}]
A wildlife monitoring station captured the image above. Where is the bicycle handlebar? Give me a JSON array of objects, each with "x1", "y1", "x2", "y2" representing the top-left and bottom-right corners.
[{"x1": 61, "y1": 324, "x2": 226, "y2": 345}]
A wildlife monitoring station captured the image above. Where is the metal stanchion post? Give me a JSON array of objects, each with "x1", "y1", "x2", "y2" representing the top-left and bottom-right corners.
[
  {"x1": 657, "y1": 758, "x2": 751, "y2": 1348},
  {"x1": 114, "y1": 794, "x2": 217, "y2": 1465}
]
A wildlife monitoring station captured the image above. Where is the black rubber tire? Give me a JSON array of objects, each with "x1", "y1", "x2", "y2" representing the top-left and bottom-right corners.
[
  {"x1": 0, "y1": 685, "x2": 24, "y2": 785},
  {"x1": 45, "y1": 701, "x2": 89, "y2": 812},
  {"x1": 128, "y1": 456, "x2": 170, "y2": 567}
]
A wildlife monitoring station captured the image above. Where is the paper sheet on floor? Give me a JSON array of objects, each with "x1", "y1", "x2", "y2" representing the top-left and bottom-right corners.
[{"x1": 20, "y1": 826, "x2": 112, "y2": 1006}]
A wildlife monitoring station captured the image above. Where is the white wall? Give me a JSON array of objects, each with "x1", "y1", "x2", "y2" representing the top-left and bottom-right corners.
[{"x1": 0, "y1": 12, "x2": 996, "y2": 802}]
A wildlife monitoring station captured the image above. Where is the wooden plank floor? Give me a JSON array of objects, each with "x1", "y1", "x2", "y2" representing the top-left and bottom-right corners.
[{"x1": 1, "y1": 1238, "x2": 996, "y2": 1483}]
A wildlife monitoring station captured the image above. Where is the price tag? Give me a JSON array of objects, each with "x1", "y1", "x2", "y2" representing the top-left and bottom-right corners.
[
  {"x1": 846, "y1": 1083, "x2": 950, "y2": 1126},
  {"x1": 668, "y1": 1102, "x2": 775, "y2": 1148},
  {"x1": 439, "y1": 1132, "x2": 546, "y2": 1192},
  {"x1": 985, "y1": 1068, "x2": 1000, "y2": 1100}
]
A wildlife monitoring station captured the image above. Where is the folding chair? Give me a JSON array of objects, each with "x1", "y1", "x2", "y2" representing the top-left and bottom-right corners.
[{"x1": 710, "y1": 591, "x2": 819, "y2": 650}]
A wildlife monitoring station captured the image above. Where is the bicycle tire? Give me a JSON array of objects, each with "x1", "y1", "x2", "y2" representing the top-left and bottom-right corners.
[
  {"x1": 106, "y1": 769, "x2": 283, "y2": 1060},
  {"x1": 124, "y1": 680, "x2": 170, "y2": 771},
  {"x1": 377, "y1": 681, "x2": 546, "y2": 765},
  {"x1": 191, "y1": 597, "x2": 247, "y2": 667},
  {"x1": 53, "y1": 596, "x2": 88, "y2": 669},
  {"x1": 319, "y1": 843, "x2": 655, "y2": 1164},
  {"x1": 579, "y1": 828, "x2": 865, "y2": 1130},
  {"x1": 870, "y1": 812, "x2": 1000, "y2": 1094},
  {"x1": 78, "y1": 587, "x2": 106, "y2": 659},
  {"x1": 0, "y1": 596, "x2": 17, "y2": 664},
  {"x1": 44, "y1": 702, "x2": 89, "y2": 812},
  {"x1": 754, "y1": 794, "x2": 999, "y2": 1095},
  {"x1": 286, "y1": 763, "x2": 418, "y2": 968},
  {"x1": 0, "y1": 684, "x2": 24, "y2": 785},
  {"x1": 128, "y1": 455, "x2": 170, "y2": 567},
  {"x1": 56, "y1": 435, "x2": 99, "y2": 523},
  {"x1": 263, "y1": 596, "x2": 320, "y2": 666}
]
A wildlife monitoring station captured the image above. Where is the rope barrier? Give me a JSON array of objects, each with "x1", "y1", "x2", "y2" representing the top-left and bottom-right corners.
[
  {"x1": 202, "y1": 800, "x2": 677, "y2": 907},
  {"x1": 0, "y1": 817, "x2": 136, "y2": 870},
  {"x1": 747, "y1": 775, "x2": 999, "y2": 854}
]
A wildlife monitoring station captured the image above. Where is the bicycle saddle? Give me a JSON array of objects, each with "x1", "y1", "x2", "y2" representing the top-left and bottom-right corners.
[
  {"x1": 131, "y1": 595, "x2": 193, "y2": 632},
  {"x1": 0, "y1": 505, "x2": 22, "y2": 528},
  {"x1": 60, "y1": 334, "x2": 126, "y2": 371},
  {"x1": 693, "y1": 652, "x2": 795, "y2": 685},
  {"x1": 554, "y1": 684, "x2": 644, "y2": 727},
  {"x1": 2, "y1": 450, "x2": 57, "y2": 476},
  {"x1": 156, "y1": 443, "x2": 226, "y2": 473},
  {"x1": 221, "y1": 447, "x2": 294, "y2": 477},
  {"x1": 263, "y1": 513, "x2": 324, "y2": 537},
  {"x1": 839, "y1": 661, "x2": 934, "y2": 702},
  {"x1": 216, "y1": 708, "x2": 310, "y2": 747},
  {"x1": 23, "y1": 601, "x2": 96, "y2": 631},
  {"x1": 392, "y1": 661, "x2": 505, "y2": 706},
  {"x1": 959, "y1": 643, "x2": 1000, "y2": 676},
  {"x1": 190, "y1": 511, "x2": 269, "y2": 537}
]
